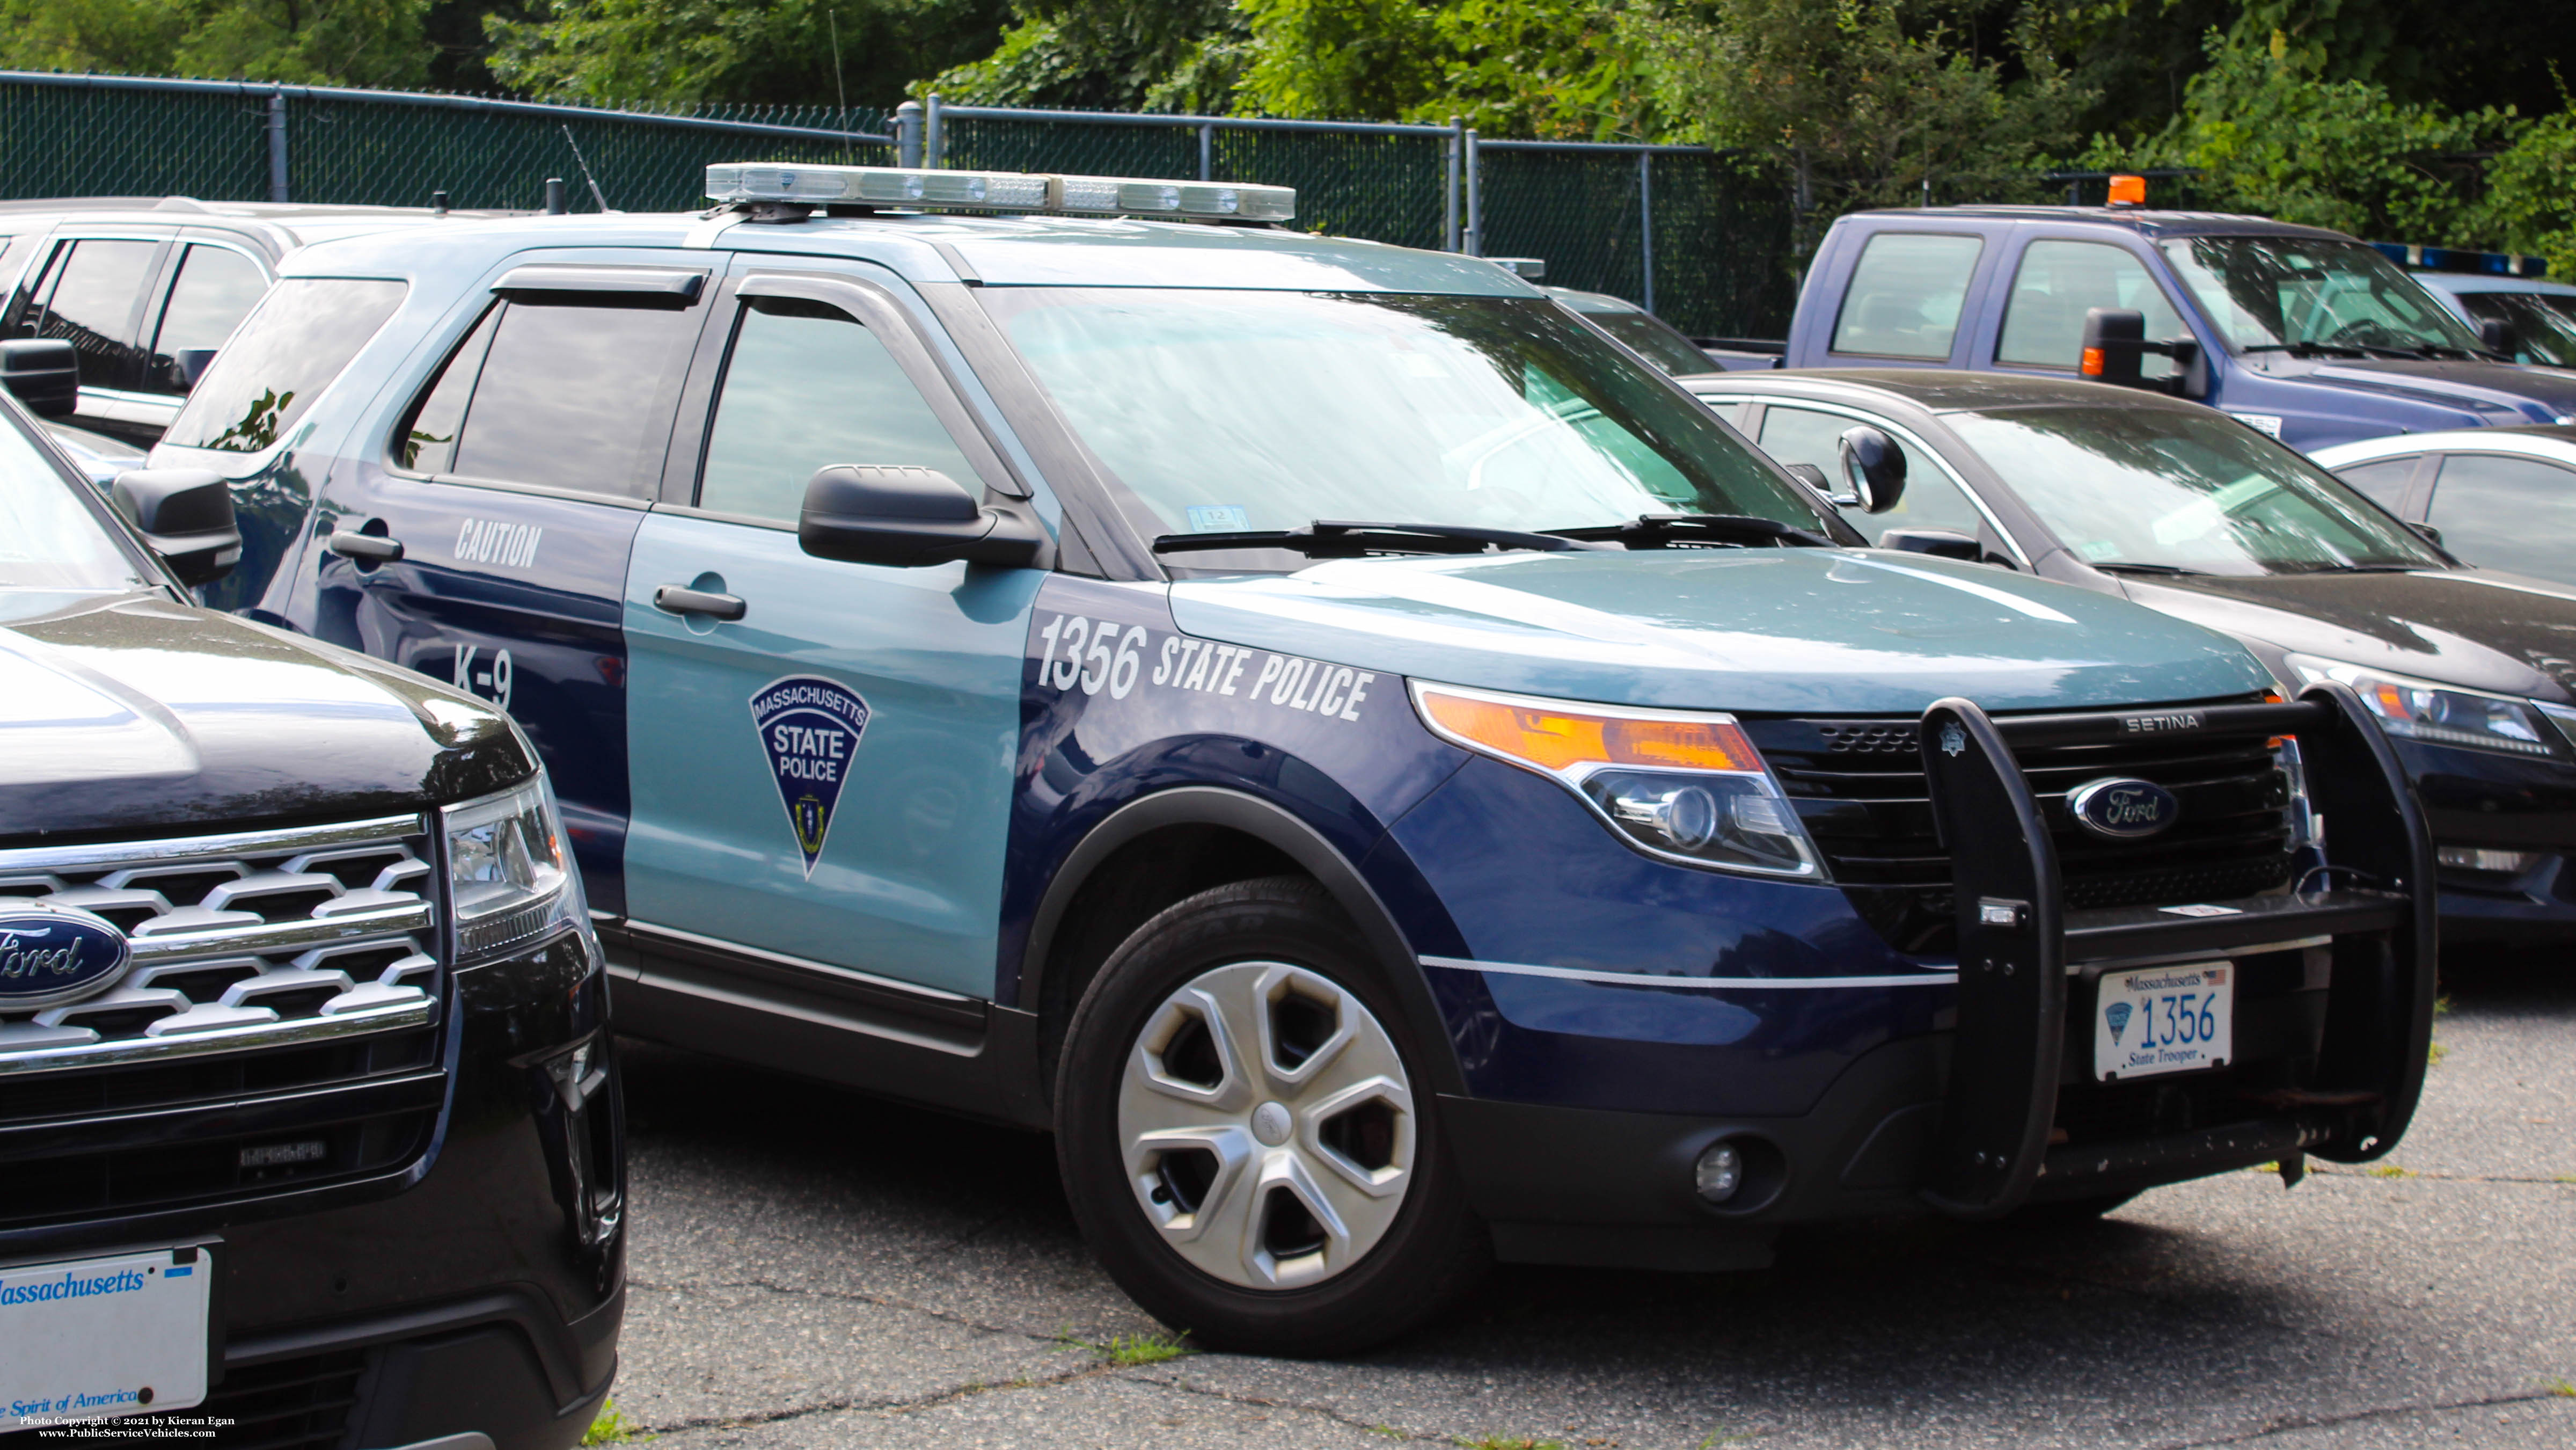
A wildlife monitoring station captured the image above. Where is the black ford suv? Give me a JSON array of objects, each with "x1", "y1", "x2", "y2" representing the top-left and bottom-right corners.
[{"x1": 0, "y1": 373, "x2": 621, "y2": 1447}]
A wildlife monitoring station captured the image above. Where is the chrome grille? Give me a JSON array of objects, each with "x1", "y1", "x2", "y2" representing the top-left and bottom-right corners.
[{"x1": 0, "y1": 815, "x2": 441, "y2": 1077}]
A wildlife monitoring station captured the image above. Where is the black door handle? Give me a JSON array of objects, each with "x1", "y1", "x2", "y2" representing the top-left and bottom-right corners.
[
  {"x1": 654, "y1": 585, "x2": 747, "y2": 621},
  {"x1": 329, "y1": 530, "x2": 404, "y2": 562}
]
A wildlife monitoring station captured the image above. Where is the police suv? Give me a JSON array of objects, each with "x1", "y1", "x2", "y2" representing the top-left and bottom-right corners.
[{"x1": 159, "y1": 163, "x2": 2438, "y2": 1355}]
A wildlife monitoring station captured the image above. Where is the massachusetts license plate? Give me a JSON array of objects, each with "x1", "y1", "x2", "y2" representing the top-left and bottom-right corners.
[
  {"x1": 2095, "y1": 962, "x2": 2233, "y2": 1081},
  {"x1": 1, "y1": 1247, "x2": 210, "y2": 1428}
]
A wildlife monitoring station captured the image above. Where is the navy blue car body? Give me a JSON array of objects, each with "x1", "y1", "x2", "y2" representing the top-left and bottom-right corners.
[{"x1": 164, "y1": 172, "x2": 2441, "y2": 1349}]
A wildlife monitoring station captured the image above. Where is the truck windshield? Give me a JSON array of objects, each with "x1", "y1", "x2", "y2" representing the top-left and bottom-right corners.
[
  {"x1": 982, "y1": 289, "x2": 1820, "y2": 563},
  {"x1": 2450, "y1": 290, "x2": 2576, "y2": 368},
  {"x1": 0, "y1": 414, "x2": 154, "y2": 620},
  {"x1": 1946, "y1": 405, "x2": 2447, "y2": 576},
  {"x1": 2159, "y1": 237, "x2": 2487, "y2": 356}
]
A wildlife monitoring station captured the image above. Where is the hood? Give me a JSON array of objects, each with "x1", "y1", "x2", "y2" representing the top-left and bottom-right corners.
[
  {"x1": 0, "y1": 594, "x2": 535, "y2": 841},
  {"x1": 2117, "y1": 569, "x2": 2576, "y2": 703},
  {"x1": 2294, "y1": 357, "x2": 2576, "y2": 424},
  {"x1": 1167, "y1": 548, "x2": 2267, "y2": 716}
]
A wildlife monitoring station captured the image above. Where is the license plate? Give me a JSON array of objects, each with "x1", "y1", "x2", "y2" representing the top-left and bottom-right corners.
[
  {"x1": 1, "y1": 1247, "x2": 210, "y2": 1427},
  {"x1": 2095, "y1": 962, "x2": 2233, "y2": 1081}
]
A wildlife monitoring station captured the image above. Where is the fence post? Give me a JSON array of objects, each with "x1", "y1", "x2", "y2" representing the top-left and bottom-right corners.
[
  {"x1": 266, "y1": 89, "x2": 289, "y2": 203},
  {"x1": 1638, "y1": 150, "x2": 1655, "y2": 317},
  {"x1": 895, "y1": 100, "x2": 923, "y2": 168},
  {"x1": 1198, "y1": 122, "x2": 1213, "y2": 182},
  {"x1": 1463, "y1": 129, "x2": 1481, "y2": 257},
  {"x1": 925, "y1": 93, "x2": 943, "y2": 168},
  {"x1": 1444, "y1": 116, "x2": 1461, "y2": 252}
]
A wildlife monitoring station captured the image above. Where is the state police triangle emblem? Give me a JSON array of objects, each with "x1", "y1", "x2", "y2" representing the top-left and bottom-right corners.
[
  {"x1": 2104, "y1": 1000, "x2": 2133, "y2": 1044},
  {"x1": 750, "y1": 675, "x2": 872, "y2": 878}
]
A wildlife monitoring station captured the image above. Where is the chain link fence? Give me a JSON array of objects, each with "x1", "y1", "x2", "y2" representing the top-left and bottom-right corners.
[{"x1": 0, "y1": 72, "x2": 1797, "y2": 335}]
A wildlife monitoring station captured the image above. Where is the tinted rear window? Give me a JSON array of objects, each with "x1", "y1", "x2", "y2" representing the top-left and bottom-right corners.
[
  {"x1": 164, "y1": 278, "x2": 405, "y2": 452},
  {"x1": 1831, "y1": 233, "x2": 1982, "y2": 359}
]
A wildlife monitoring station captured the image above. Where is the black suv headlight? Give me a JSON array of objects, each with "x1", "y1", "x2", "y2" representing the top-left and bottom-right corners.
[
  {"x1": 2287, "y1": 654, "x2": 2570, "y2": 759},
  {"x1": 444, "y1": 775, "x2": 588, "y2": 964},
  {"x1": 1411, "y1": 681, "x2": 1825, "y2": 878}
]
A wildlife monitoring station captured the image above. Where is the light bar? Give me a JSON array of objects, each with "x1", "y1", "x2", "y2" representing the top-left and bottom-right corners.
[{"x1": 705, "y1": 163, "x2": 1294, "y2": 222}]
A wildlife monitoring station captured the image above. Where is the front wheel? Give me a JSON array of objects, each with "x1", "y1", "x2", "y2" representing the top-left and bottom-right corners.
[{"x1": 1055, "y1": 877, "x2": 1488, "y2": 1357}]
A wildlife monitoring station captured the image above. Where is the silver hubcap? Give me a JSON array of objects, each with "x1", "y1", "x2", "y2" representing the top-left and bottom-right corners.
[{"x1": 1118, "y1": 960, "x2": 1416, "y2": 1291}]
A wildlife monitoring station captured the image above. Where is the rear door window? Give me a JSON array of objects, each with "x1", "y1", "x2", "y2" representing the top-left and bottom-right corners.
[
  {"x1": 145, "y1": 245, "x2": 270, "y2": 395},
  {"x1": 29, "y1": 239, "x2": 159, "y2": 392},
  {"x1": 164, "y1": 278, "x2": 406, "y2": 453},
  {"x1": 2424, "y1": 453, "x2": 2576, "y2": 585},
  {"x1": 402, "y1": 293, "x2": 700, "y2": 498},
  {"x1": 1996, "y1": 239, "x2": 2186, "y2": 378},
  {"x1": 2331, "y1": 456, "x2": 2421, "y2": 513},
  {"x1": 1830, "y1": 233, "x2": 1983, "y2": 360}
]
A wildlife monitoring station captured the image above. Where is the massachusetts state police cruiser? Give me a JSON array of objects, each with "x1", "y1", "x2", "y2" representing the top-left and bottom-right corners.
[{"x1": 154, "y1": 162, "x2": 2439, "y2": 1356}]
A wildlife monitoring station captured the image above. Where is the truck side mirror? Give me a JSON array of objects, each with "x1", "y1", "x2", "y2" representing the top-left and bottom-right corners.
[
  {"x1": 2476, "y1": 317, "x2": 2513, "y2": 356},
  {"x1": 0, "y1": 338, "x2": 79, "y2": 417},
  {"x1": 112, "y1": 468, "x2": 240, "y2": 586},
  {"x1": 798, "y1": 464, "x2": 1045, "y2": 569},
  {"x1": 1837, "y1": 426, "x2": 1906, "y2": 514},
  {"x1": 2080, "y1": 308, "x2": 2148, "y2": 388}
]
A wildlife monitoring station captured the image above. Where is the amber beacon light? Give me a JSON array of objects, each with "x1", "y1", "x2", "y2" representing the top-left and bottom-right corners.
[{"x1": 2106, "y1": 173, "x2": 2148, "y2": 207}]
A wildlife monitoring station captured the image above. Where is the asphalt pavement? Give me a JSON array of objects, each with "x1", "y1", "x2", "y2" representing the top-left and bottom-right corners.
[{"x1": 606, "y1": 950, "x2": 2576, "y2": 1450}]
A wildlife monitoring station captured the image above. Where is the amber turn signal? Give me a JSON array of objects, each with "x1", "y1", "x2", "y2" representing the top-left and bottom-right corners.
[{"x1": 1414, "y1": 686, "x2": 1761, "y2": 774}]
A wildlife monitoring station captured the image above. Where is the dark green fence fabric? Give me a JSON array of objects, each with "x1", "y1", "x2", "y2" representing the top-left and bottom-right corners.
[{"x1": 0, "y1": 75, "x2": 1798, "y2": 335}]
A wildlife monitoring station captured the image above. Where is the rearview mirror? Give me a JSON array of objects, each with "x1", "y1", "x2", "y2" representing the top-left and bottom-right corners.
[
  {"x1": 1837, "y1": 426, "x2": 1906, "y2": 514},
  {"x1": 112, "y1": 468, "x2": 240, "y2": 586},
  {"x1": 2476, "y1": 317, "x2": 2512, "y2": 356},
  {"x1": 0, "y1": 338, "x2": 78, "y2": 417},
  {"x1": 798, "y1": 464, "x2": 1046, "y2": 569}
]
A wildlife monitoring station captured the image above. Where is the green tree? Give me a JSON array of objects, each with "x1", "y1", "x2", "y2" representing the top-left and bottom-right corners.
[
  {"x1": 0, "y1": 0, "x2": 433, "y2": 86},
  {"x1": 2481, "y1": 107, "x2": 2576, "y2": 275},
  {"x1": 1236, "y1": 0, "x2": 1659, "y2": 138},
  {"x1": 488, "y1": 0, "x2": 1006, "y2": 107},
  {"x1": 923, "y1": 0, "x2": 1245, "y2": 111},
  {"x1": 2085, "y1": 33, "x2": 2522, "y2": 242},
  {"x1": 1631, "y1": 0, "x2": 2091, "y2": 234}
]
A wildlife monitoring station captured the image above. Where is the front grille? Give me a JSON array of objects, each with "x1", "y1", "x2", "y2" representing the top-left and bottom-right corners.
[
  {"x1": 207, "y1": 1350, "x2": 368, "y2": 1450},
  {"x1": 0, "y1": 817, "x2": 447, "y2": 1228},
  {"x1": 1746, "y1": 711, "x2": 2295, "y2": 953}
]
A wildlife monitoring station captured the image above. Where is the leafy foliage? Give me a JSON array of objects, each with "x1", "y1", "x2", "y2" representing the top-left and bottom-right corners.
[
  {"x1": 0, "y1": 0, "x2": 435, "y2": 85},
  {"x1": 922, "y1": 0, "x2": 1246, "y2": 110},
  {"x1": 2080, "y1": 33, "x2": 2523, "y2": 243},
  {"x1": 487, "y1": 0, "x2": 1006, "y2": 107},
  {"x1": 2482, "y1": 106, "x2": 2576, "y2": 275}
]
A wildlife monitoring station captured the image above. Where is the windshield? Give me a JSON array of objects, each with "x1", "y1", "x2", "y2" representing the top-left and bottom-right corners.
[
  {"x1": 2160, "y1": 237, "x2": 2488, "y2": 356},
  {"x1": 1589, "y1": 311, "x2": 1717, "y2": 376},
  {"x1": 2452, "y1": 290, "x2": 2576, "y2": 368},
  {"x1": 1946, "y1": 405, "x2": 2447, "y2": 575},
  {"x1": 0, "y1": 413, "x2": 155, "y2": 620},
  {"x1": 979, "y1": 290, "x2": 1820, "y2": 565}
]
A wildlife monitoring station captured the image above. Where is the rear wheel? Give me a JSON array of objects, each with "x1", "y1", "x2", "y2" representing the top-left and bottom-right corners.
[{"x1": 1055, "y1": 877, "x2": 1487, "y2": 1357}]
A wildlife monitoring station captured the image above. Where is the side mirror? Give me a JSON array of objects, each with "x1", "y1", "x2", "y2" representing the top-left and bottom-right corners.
[
  {"x1": 2079, "y1": 308, "x2": 2149, "y2": 388},
  {"x1": 111, "y1": 468, "x2": 240, "y2": 586},
  {"x1": 1836, "y1": 426, "x2": 1906, "y2": 514},
  {"x1": 2407, "y1": 520, "x2": 2445, "y2": 548},
  {"x1": 2476, "y1": 317, "x2": 2513, "y2": 356},
  {"x1": 797, "y1": 465, "x2": 1045, "y2": 569},
  {"x1": 1879, "y1": 527, "x2": 1979, "y2": 560},
  {"x1": 175, "y1": 347, "x2": 220, "y2": 391},
  {"x1": 0, "y1": 338, "x2": 78, "y2": 417}
]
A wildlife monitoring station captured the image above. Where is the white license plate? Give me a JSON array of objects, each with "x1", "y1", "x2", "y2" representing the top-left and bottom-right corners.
[
  {"x1": 2095, "y1": 962, "x2": 2234, "y2": 1081},
  {"x1": 1, "y1": 1247, "x2": 210, "y2": 1428}
]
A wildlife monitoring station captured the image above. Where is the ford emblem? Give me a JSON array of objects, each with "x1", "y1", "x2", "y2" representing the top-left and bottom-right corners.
[
  {"x1": 0, "y1": 901, "x2": 134, "y2": 1011},
  {"x1": 2066, "y1": 776, "x2": 2180, "y2": 840}
]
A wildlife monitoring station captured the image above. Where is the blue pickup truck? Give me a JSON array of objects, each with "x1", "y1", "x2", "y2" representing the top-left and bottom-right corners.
[{"x1": 1709, "y1": 196, "x2": 2576, "y2": 451}]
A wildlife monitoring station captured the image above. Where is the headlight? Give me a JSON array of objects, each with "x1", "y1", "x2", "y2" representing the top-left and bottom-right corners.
[
  {"x1": 1411, "y1": 682, "x2": 1824, "y2": 877},
  {"x1": 2286, "y1": 655, "x2": 2568, "y2": 759},
  {"x1": 443, "y1": 775, "x2": 588, "y2": 963}
]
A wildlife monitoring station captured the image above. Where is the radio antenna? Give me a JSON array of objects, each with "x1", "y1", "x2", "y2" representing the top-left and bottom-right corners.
[
  {"x1": 561, "y1": 125, "x2": 612, "y2": 212},
  {"x1": 828, "y1": 9, "x2": 852, "y2": 162}
]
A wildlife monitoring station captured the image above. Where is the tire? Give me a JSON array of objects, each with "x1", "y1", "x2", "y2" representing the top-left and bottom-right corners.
[{"x1": 1055, "y1": 876, "x2": 1489, "y2": 1357}]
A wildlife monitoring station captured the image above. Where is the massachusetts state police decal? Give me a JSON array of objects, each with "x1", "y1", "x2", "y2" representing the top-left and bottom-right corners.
[{"x1": 750, "y1": 675, "x2": 872, "y2": 877}]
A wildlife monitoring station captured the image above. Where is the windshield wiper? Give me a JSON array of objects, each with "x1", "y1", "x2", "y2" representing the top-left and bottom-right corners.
[
  {"x1": 2094, "y1": 562, "x2": 2212, "y2": 577},
  {"x1": 2240, "y1": 343, "x2": 2366, "y2": 359},
  {"x1": 1152, "y1": 520, "x2": 1611, "y2": 558},
  {"x1": 2297, "y1": 562, "x2": 2428, "y2": 574},
  {"x1": 1546, "y1": 513, "x2": 1834, "y2": 549}
]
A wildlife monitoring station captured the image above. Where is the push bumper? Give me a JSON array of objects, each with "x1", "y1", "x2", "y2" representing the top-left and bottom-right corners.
[{"x1": 1437, "y1": 685, "x2": 2435, "y2": 1266}]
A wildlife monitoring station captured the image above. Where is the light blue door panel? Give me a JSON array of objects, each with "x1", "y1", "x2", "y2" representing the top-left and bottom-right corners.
[{"x1": 623, "y1": 512, "x2": 1041, "y2": 999}]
